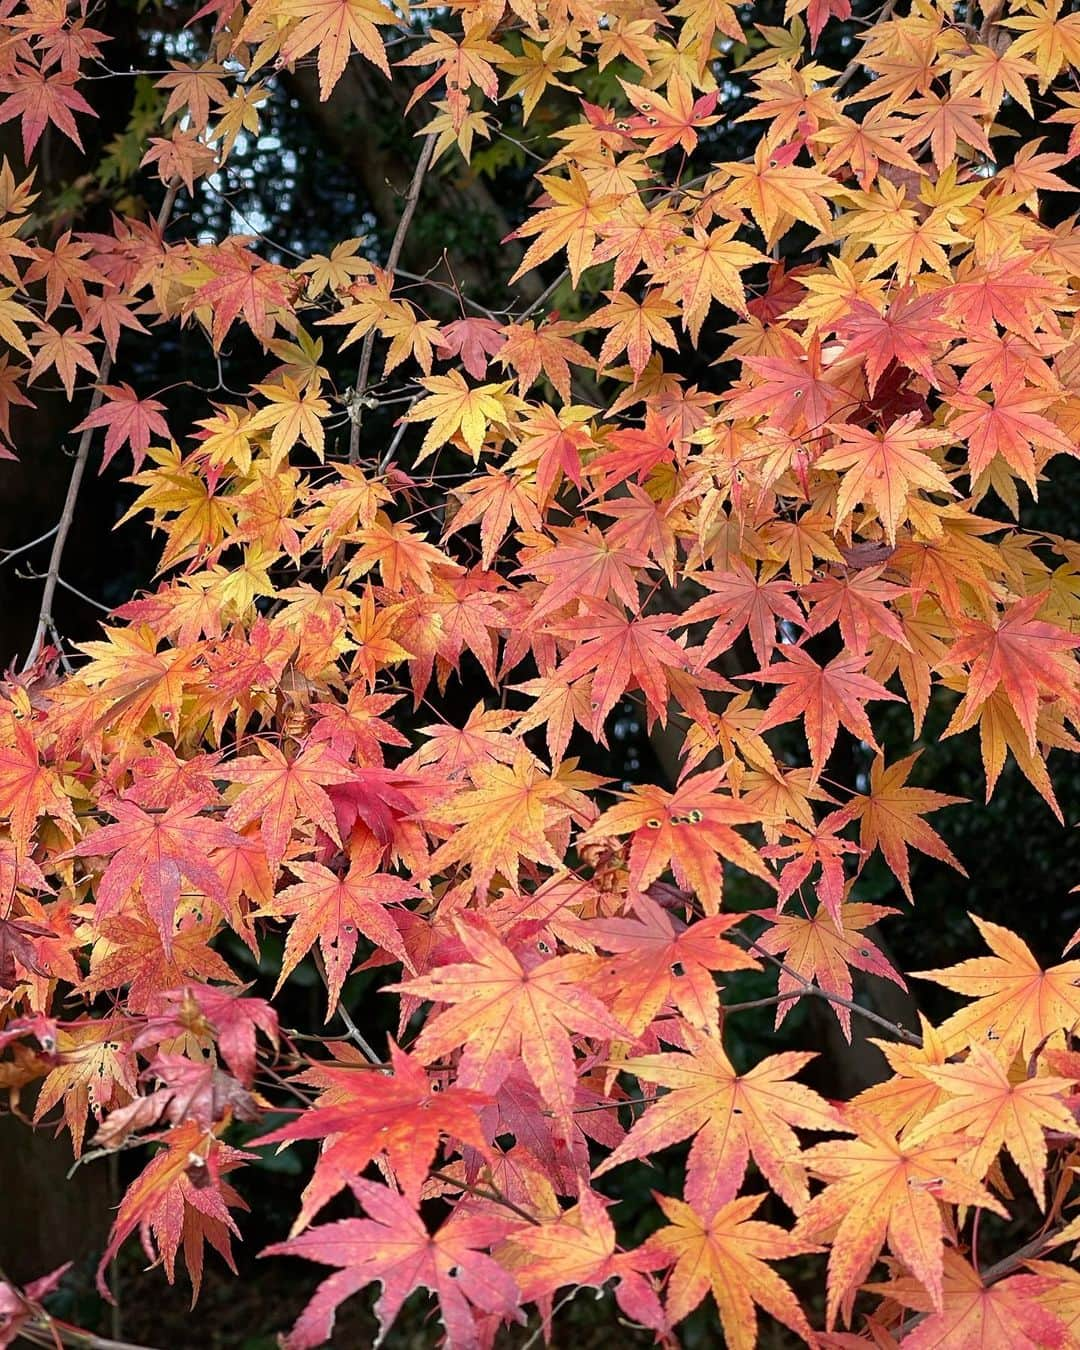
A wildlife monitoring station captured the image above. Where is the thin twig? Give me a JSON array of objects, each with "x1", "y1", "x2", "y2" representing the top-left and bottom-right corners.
[
  {"x1": 735, "y1": 931, "x2": 923, "y2": 1046},
  {"x1": 0, "y1": 1265, "x2": 159, "y2": 1350},
  {"x1": 21, "y1": 179, "x2": 181, "y2": 671},
  {"x1": 14, "y1": 1318, "x2": 160, "y2": 1350},
  {"x1": 834, "y1": 0, "x2": 899, "y2": 95},
  {"x1": 0, "y1": 524, "x2": 58, "y2": 567},
  {"x1": 310, "y1": 948, "x2": 385, "y2": 1066},
  {"x1": 428, "y1": 1169, "x2": 541, "y2": 1225},
  {"x1": 379, "y1": 394, "x2": 419, "y2": 472},
  {"x1": 348, "y1": 135, "x2": 437, "y2": 466}
]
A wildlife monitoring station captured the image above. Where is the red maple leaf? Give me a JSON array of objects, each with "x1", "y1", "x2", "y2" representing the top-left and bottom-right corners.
[
  {"x1": 73, "y1": 383, "x2": 170, "y2": 471},
  {"x1": 260, "y1": 1040, "x2": 492, "y2": 1226},
  {"x1": 263, "y1": 1180, "x2": 521, "y2": 1349},
  {"x1": 66, "y1": 798, "x2": 244, "y2": 955},
  {"x1": 747, "y1": 646, "x2": 902, "y2": 778}
]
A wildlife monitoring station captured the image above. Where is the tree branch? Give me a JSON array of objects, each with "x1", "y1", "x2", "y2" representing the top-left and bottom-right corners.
[
  {"x1": 21, "y1": 180, "x2": 182, "y2": 672},
  {"x1": 348, "y1": 134, "x2": 437, "y2": 465},
  {"x1": 734, "y1": 931, "x2": 924, "y2": 1046}
]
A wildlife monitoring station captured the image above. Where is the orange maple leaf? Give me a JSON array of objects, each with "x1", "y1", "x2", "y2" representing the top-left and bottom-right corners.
[
  {"x1": 642, "y1": 1192, "x2": 820, "y2": 1349},
  {"x1": 390, "y1": 915, "x2": 627, "y2": 1132},
  {"x1": 836, "y1": 752, "x2": 966, "y2": 902},
  {"x1": 795, "y1": 1119, "x2": 1007, "y2": 1325},
  {"x1": 259, "y1": 1041, "x2": 491, "y2": 1227},
  {"x1": 581, "y1": 767, "x2": 774, "y2": 913},
  {"x1": 595, "y1": 1023, "x2": 844, "y2": 1214},
  {"x1": 916, "y1": 915, "x2": 1080, "y2": 1055},
  {"x1": 260, "y1": 850, "x2": 418, "y2": 1018},
  {"x1": 748, "y1": 646, "x2": 902, "y2": 779}
]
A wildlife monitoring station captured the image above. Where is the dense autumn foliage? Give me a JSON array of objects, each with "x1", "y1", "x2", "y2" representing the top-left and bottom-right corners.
[{"x1": 3, "y1": 0, "x2": 1080, "y2": 1344}]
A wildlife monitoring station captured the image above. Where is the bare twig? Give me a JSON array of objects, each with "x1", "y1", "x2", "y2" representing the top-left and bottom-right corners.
[
  {"x1": 348, "y1": 135, "x2": 437, "y2": 466},
  {"x1": 310, "y1": 948, "x2": 385, "y2": 1066},
  {"x1": 834, "y1": 0, "x2": 899, "y2": 95},
  {"x1": 428, "y1": 1169, "x2": 541, "y2": 1225},
  {"x1": 21, "y1": 179, "x2": 181, "y2": 671},
  {"x1": 734, "y1": 931, "x2": 923, "y2": 1046},
  {"x1": 0, "y1": 524, "x2": 58, "y2": 567},
  {"x1": 0, "y1": 1264, "x2": 159, "y2": 1350},
  {"x1": 13, "y1": 1318, "x2": 161, "y2": 1350}
]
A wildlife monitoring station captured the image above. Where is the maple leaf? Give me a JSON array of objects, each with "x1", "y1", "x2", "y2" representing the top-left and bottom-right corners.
[
  {"x1": 390, "y1": 915, "x2": 626, "y2": 1133},
  {"x1": 72, "y1": 383, "x2": 169, "y2": 472},
  {"x1": 592, "y1": 288, "x2": 680, "y2": 380},
  {"x1": 581, "y1": 767, "x2": 773, "y2": 913},
  {"x1": 898, "y1": 92, "x2": 993, "y2": 171},
  {"x1": 97, "y1": 1120, "x2": 252, "y2": 1301},
  {"x1": 276, "y1": 0, "x2": 392, "y2": 97},
  {"x1": 654, "y1": 223, "x2": 766, "y2": 343},
  {"x1": 726, "y1": 333, "x2": 850, "y2": 433},
  {"x1": 642, "y1": 1192, "x2": 820, "y2": 1348},
  {"x1": 795, "y1": 1119, "x2": 1007, "y2": 1325},
  {"x1": 570, "y1": 895, "x2": 759, "y2": 1034},
  {"x1": 185, "y1": 239, "x2": 293, "y2": 349},
  {"x1": 28, "y1": 325, "x2": 99, "y2": 400},
  {"x1": 942, "y1": 592, "x2": 1080, "y2": 755},
  {"x1": 916, "y1": 915, "x2": 1080, "y2": 1055},
  {"x1": 836, "y1": 752, "x2": 966, "y2": 902},
  {"x1": 747, "y1": 646, "x2": 901, "y2": 780},
  {"x1": 596, "y1": 1023, "x2": 844, "y2": 1214},
  {"x1": 947, "y1": 378, "x2": 1074, "y2": 490},
  {"x1": 903, "y1": 1034, "x2": 1077, "y2": 1203},
  {"x1": 761, "y1": 817, "x2": 863, "y2": 927},
  {"x1": 135, "y1": 984, "x2": 278, "y2": 1088},
  {"x1": 754, "y1": 902, "x2": 905, "y2": 1042},
  {"x1": 585, "y1": 409, "x2": 679, "y2": 493},
  {"x1": 620, "y1": 77, "x2": 719, "y2": 156},
  {"x1": 0, "y1": 716, "x2": 76, "y2": 851},
  {"x1": 497, "y1": 318, "x2": 594, "y2": 406},
  {"x1": 552, "y1": 601, "x2": 692, "y2": 737},
  {"x1": 247, "y1": 375, "x2": 329, "y2": 470},
  {"x1": 680, "y1": 561, "x2": 803, "y2": 668},
  {"x1": 419, "y1": 749, "x2": 589, "y2": 896},
  {"x1": 500, "y1": 1188, "x2": 667, "y2": 1337},
  {"x1": 849, "y1": 1015, "x2": 951, "y2": 1136},
  {"x1": 498, "y1": 38, "x2": 583, "y2": 123},
  {"x1": 834, "y1": 290, "x2": 953, "y2": 395},
  {"x1": 219, "y1": 740, "x2": 355, "y2": 873},
  {"x1": 259, "y1": 850, "x2": 418, "y2": 1017},
  {"x1": 721, "y1": 140, "x2": 838, "y2": 245},
  {"x1": 815, "y1": 414, "x2": 954, "y2": 545},
  {"x1": 263, "y1": 1180, "x2": 520, "y2": 1350},
  {"x1": 508, "y1": 167, "x2": 622, "y2": 286},
  {"x1": 0, "y1": 1264, "x2": 71, "y2": 1349},
  {"x1": 516, "y1": 524, "x2": 648, "y2": 623},
  {"x1": 802, "y1": 566, "x2": 910, "y2": 657},
  {"x1": 867, "y1": 1251, "x2": 1069, "y2": 1349},
  {"x1": 1000, "y1": 0, "x2": 1080, "y2": 91},
  {"x1": 0, "y1": 64, "x2": 96, "y2": 157},
  {"x1": 260, "y1": 1041, "x2": 491, "y2": 1228},
  {"x1": 402, "y1": 371, "x2": 513, "y2": 461},
  {"x1": 436, "y1": 317, "x2": 506, "y2": 380},
  {"x1": 444, "y1": 468, "x2": 541, "y2": 570},
  {"x1": 66, "y1": 798, "x2": 243, "y2": 956}
]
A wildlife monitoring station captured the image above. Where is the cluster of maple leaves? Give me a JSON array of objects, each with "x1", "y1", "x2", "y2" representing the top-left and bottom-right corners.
[{"x1": 1, "y1": 0, "x2": 1080, "y2": 1345}]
